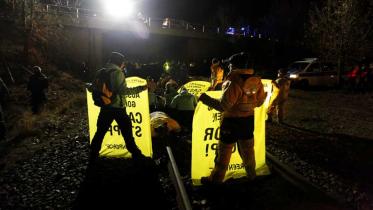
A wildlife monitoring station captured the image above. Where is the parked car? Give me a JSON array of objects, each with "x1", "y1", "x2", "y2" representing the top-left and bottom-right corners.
[{"x1": 283, "y1": 58, "x2": 338, "y2": 88}]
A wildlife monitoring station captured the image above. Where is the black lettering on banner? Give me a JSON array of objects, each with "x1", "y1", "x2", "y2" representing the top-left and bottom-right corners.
[
  {"x1": 107, "y1": 125, "x2": 121, "y2": 136},
  {"x1": 129, "y1": 112, "x2": 142, "y2": 124},
  {"x1": 205, "y1": 143, "x2": 218, "y2": 157},
  {"x1": 105, "y1": 144, "x2": 127, "y2": 150},
  {"x1": 204, "y1": 143, "x2": 236, "y2": 157},
  {"x1": 228, "y1": 163, "x2": 244, "y2": 171},
  {"x1": 125, "y1": 100, "x2": 136, "y2": 107},
  {"x1": 114, "y1": 125, "x2": 121, "y2": 135},
  {"x1": 134, "y1": 126, "x2": 142, "y2": 137},
  {"x1": 108, "y1": 126, "x2": 113, "y2": 135},
  {"x1": 125, "y1": 90, "x2": 140, "y2": 98},
  {"x1": 203, "y1": 127, "x2": 220, "y2": 141},
  {"x1": 212, "y1": 113, "x2": 222, "y2": 122}
]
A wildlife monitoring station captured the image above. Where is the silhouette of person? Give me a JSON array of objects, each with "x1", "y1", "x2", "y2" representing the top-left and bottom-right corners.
[
  {"x1": 268, "y1": 69, "x2": 291, "y2": 123},
  {"x1": 0, "y1": 77, "x2": 9, "y2": 141},
  {"x1": 89, "y1": 52, "x2": 147, "y2": 163},
  {"x1": 170, "y1": 86, "x2": 197, "y2": 130},
  {"x1": 27, "y1": 66, "x2": 48, "y2": 114},
  {"x1": 210, "y1": 58, "x2": 224, "y2": 90}
]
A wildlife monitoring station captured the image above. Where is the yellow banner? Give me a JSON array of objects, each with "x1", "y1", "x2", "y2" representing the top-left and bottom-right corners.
[
  {"x1": 179, "y1": 81, "x2": 211, "y2": 97},
  {"x1": 191, "y1": 79, "x2": 274, "y2": 185},
  {"x1": 86, "y1": 77, "x2": 152, "y2": 158}
]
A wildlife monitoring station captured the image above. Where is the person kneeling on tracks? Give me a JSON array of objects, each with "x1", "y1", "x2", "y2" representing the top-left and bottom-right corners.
[{"x1": 198, "y1": 52, "x2": 267, "y2": 185}]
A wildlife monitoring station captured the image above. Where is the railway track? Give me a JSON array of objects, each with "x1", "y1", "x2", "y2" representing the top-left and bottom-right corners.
[
  {"x1": 266, "y1": 151, "x2": 347, "y2": 207},
  {"x1": 166, "y1": 147, "x2": 348, "y2": 209}
]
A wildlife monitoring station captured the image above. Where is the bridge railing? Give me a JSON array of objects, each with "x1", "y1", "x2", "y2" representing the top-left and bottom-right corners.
[
  {"x1": 34, "y1": 4, "x2": 222, "y2": 35},
  {"x1": 33, "y1": 3, "x2": 275, "y2": 40}
]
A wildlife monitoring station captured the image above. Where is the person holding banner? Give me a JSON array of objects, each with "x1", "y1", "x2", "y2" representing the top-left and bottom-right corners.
[
  {"x1": 210, "y1": 58, "x2": 224, "y2": 90},
  {"x1": 89, "y1": 52, "x2": 147, "y2": 163},
  {"x1": 198, "y1": 52, "x2": 267, "y2": 185},
  {"x1": 268, "y1": 69, "x2": 291, "y2": 124}
]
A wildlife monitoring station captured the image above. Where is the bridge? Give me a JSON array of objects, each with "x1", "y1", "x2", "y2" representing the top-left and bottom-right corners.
[
  {"x1": 30, "y1": 3, "x2": 274, "y2": 70},
  {"x1": 34, "y1": 4, "x2": 230, "y2": 40}
]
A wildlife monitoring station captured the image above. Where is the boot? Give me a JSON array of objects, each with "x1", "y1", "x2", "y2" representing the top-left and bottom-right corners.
[{"x1": 206, "y1": 142, "x2": 234, "y2": 183}]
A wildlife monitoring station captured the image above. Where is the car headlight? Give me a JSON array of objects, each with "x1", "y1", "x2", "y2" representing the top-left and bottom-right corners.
[{"x1": 289, "y1": 74, "x2": 299, "y2": 79}]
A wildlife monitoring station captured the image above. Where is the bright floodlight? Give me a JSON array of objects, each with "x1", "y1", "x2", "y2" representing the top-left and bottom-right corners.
[{"x1": 104, "y1": 0, "x2": 135, "y2": 19}]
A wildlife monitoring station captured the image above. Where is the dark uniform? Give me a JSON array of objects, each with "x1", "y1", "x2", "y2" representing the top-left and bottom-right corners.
[
  {"x1": 0, "y1": 78, "x2": 9, "y2": 141},
  {"x1": 27, "y1": 66, "x2": 48, "y2": 114}
]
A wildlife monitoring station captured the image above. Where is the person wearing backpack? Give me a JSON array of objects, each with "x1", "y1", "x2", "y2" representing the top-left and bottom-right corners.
[
  {"x1": 88, "y1": 52, "x2": 147, "y2": 163},
  {"x1": 198, "y1": 52, "x2": 267, "y2": 185}
]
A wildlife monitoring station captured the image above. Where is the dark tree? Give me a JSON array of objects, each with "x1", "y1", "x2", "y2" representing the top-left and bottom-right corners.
[{"x1": 307, "y1": 0, "x2": 373, "y2": 82}]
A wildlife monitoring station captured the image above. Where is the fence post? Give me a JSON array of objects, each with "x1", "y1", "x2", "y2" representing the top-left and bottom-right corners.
[{"x1": 202, "y1": 25, "x2": 205, "y2": 32}]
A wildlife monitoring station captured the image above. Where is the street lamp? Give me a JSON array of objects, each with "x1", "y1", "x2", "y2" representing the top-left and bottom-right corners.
[{"x1": 104, "y1": 0, "x2": 135, "y2": 19}]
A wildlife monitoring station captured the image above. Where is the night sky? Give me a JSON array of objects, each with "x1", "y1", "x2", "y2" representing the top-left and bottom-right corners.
[{"x1": 141, "y1": 0, "x2": 274, "y2": 24}]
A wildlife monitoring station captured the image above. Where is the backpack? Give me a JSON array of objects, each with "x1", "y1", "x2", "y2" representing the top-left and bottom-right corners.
[
  {"x1": 91, "y1": 68, "x2": 116, "y2": 107},
  {"x1": 238, "y1": 75, "x2": 266, "y2": 110}
]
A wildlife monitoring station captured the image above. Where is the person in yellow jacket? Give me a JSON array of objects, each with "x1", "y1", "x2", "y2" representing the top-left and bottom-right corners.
[
  {"x1": 210, "y1": 58, "x2": 224, "y2": 90},
  {"x1": 199, "y1": 52, "x2": 267, "y2": 184},
  {"x1": 268, "y1": 69, "x2": 291, "y2": 123}
]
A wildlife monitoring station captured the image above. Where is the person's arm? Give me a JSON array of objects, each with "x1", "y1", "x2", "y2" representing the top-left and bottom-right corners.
[
  {"x1": 170, "y1": 96, "x2": 177, "y2": 109},
  {"x1": 111, "y1": 70, "x2": 147, "y2": 95},
  {"x1": 199, "y1": 93, "x2": 223, "y2": 111},
  {"x1": 255, "y1": 80, "x2": 267, "y2": 107}
]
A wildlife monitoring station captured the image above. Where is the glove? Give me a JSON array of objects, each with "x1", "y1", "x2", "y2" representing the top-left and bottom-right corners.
[
  {"x1": 86, "y1": 83, "x2": 93, "y2": 92},
  {"x1": 198, "y1": 93, "x2": 209, "y2": 103},
  {"x1": 141, "y1": 84, "x2": 148, "y2": 91}
]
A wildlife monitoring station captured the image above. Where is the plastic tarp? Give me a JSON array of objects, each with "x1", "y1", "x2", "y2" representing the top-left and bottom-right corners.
[
  {"x1": 191, "y1": 79, "x2": 276, "y2": 185},
  {"x1": 86, "y1": 77, "x2": 152, "y2": 158}
]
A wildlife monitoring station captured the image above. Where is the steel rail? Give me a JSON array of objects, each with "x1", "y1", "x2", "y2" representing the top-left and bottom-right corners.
[
  {"x1": 166, "y1": 146, "x2": 192, "y2": 210},
  {"x1": 266, "y1": 151, "x2": 347, "y2": 206}
]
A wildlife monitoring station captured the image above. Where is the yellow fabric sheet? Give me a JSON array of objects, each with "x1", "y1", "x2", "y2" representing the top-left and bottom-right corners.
[
  {"x1": 191, "y1": 79, "x2": 275, "y2": 185},
  {"x1": 86, "y1": 77, "x2": 152, "y2": 158}
]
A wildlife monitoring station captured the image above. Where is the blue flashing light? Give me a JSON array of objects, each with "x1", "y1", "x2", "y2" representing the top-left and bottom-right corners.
[{"x1": 226, "y1": 27, "x2": 235, "y2": 35}]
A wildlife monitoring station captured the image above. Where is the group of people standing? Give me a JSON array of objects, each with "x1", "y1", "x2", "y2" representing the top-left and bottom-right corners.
[{"x1": 88, "y1": 51, "x2": 291, "y2": 186}]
